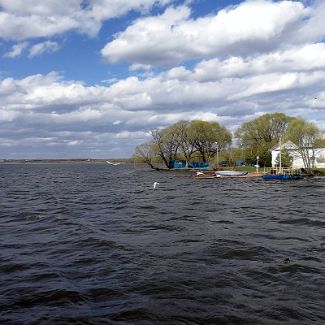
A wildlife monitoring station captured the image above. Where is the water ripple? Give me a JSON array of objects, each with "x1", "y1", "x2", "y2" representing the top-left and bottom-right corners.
[{"x1": 0, "y1": 163, "x2": 325, "y2": 324}]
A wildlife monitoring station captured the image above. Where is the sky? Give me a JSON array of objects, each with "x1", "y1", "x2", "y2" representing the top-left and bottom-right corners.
[{"x1": 0, "y1": 0, "x2": 324, "y2": 159}]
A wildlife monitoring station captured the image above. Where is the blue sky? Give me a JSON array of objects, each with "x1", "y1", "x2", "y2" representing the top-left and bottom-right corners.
[{"x1": 0, "y1": 0, "x2": 324, "y2": 159}]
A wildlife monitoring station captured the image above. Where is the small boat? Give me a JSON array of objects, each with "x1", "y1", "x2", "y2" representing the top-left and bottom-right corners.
[
  {"x1": 193, "y1": 171, "x2": 262, "y2": 179},
  {"x1": 262, "y1": 138, "x2": 302, "y2": 180},
  {"x1": 215, "y1": 170, "x2": 248, "y2": 177}
]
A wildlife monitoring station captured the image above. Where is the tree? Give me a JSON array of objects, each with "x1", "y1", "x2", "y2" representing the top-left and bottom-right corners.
[
  {"x1": 235, "y1": 112, "x2": 297, "y2": 167},
  {"x1": 259, "y1": 150, "x2": 272, "y2": 167},
  {"x1": 221, "y1": 147, "x2": 246, "y2": 166},
  {"x1": 187, "y1": 120, "x2": 232, "y2": 162},
  {"x1": 133, "y1": 120, "x2": 232, "y2": 168},
  {"x1": 236, "y1": 112, "x2": 292, "y2": 157},
  {"x1": 285, "y1": 118, "x2": 320, "y2": 170},
  {"x1": 150, "y1": 127, "x2": 180, "y2": 169},
  {"x1": 275, "y1": 148, "x2": 293, "y2": 167},
  {"x1": 133, "y1": 142, "x2": 157, "y2": 169},
  {"x1": 315, "y1": 138, "x2": 325, "y2": 148},
  {"x1": 167, "y1": 120, "x2": 195, "y2": 166}
]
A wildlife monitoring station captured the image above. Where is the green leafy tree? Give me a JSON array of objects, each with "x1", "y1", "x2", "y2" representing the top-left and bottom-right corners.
[
  {"x1": 275, "y1": 148, "x2": 293, "y2": 167},
  {"x1": 134, "y1": 120, "x2": 232, "y2": 168},
  {"x1": 150, "y1": 127, "x2": 181, "y2": 169},
  {"x1": 187, "y1": 120, "x2": 232, "y2": 162},
  {"x1": 236, "y1": 112, "x2": 293, "y2": 159},
  {"x1": 221, "y1": 147, "x2": 246, "y2": 166},
  {"x1": 167, "y1": 120, "x2": 195, "y2": 166},
  {"x1": 244, "y1": 150, "x2": 271, "y2": 167},
  {"x1": 315, "y1": 137, "x2": 325, "y2": 148},
  {"x1": 259, "y1": 150, "x2": 272, "y2": 167}
]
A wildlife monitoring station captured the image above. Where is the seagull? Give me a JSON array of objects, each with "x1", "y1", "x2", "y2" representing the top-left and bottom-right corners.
[
  {"x1": 196, "y1": 171, "x2": 204, "y2": 175},
  {"x1": 106, "y1": 160, "x2": 120, "y2": 166},
  {"x1": 153, "y1": 182, "x2": 159, "y2": 189}
]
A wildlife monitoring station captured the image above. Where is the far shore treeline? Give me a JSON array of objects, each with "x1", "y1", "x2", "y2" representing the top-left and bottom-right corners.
[{"x1": 133, "y1": 113, "x2": 324, "y2": 171}]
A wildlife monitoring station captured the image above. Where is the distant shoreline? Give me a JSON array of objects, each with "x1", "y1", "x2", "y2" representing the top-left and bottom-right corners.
[{"x1": 0, "y1": 159, "x2": 132, "y2": 164}]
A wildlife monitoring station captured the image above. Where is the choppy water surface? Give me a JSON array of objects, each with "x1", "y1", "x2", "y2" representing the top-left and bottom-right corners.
[{"x1": 1, "y1": 163, "x2": 325, "y2": 324}]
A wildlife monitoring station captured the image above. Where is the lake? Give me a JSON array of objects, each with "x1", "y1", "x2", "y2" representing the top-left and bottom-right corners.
[{"x1": 1, "y1": 163, "x2": 325, "y2": 324}]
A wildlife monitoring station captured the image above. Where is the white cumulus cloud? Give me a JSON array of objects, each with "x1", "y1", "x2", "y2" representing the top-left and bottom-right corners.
[
  {"x1": 1, "y1": 1, "x2": 325, "y2": 158},
  {"x1": 101, "y1": 0, "x2": 313, "y2": 67},
  {"x1": 0, "y1": 0, "x2": 172, "y2": 41},
  {"x1": 0, "y1": 61, "x2": 324, "y2": 153}
]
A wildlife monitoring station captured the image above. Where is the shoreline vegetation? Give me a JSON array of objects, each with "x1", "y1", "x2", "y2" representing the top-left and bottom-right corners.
[
  {"x1": 1, "y1": 114, "x2": 323, "y2": 176},
  {"x1": 134, "y1": 113, "x2": 325, "y2": 173},
  {"x1": 1, "y1": 159, "x2": 324, "y2": 175}
]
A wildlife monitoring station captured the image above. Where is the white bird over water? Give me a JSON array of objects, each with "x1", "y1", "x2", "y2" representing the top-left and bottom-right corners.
[
  {"x1": 106, "y1": 160, "x2": 120, "y2": 166},
  {"x1": 153, "y1": 182, "x2": 159, "y2": 189}
]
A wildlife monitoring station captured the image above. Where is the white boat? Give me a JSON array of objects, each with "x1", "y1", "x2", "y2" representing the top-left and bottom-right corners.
[{"x1": 215, "y1": 170, "x2": 248, "y2": 177}]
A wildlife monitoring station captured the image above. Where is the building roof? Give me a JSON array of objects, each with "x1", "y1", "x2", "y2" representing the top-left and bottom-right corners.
[
  {"x1": 271, "y1": 140, "x2": 325, "y2": 151},
  {"x1": 271, "y1": 140, "x2": 298, "y2": 151}
]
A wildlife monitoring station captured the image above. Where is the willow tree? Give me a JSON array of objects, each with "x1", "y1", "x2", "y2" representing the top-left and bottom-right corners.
[
  {"x1": 133, "y1": 142, "x2": 157, "y2": 169},
  {"x1": 167, "y1": 120, "x2": 195, "y2": 166},
  {"x1": 236, "y1": 113, "x2": 292, "y2": 150},
  {"x1": 150, "y1": 127, "x2": 180, "y2": 169},
  {"x1": 235, "y1": 112, "x2": 293, "y2": 165},
  {"x1": 187, "y1": 120, "x2": 232, "y2": 162},
  {"x1": 134, "y1": 120, "x2": 232, "y2": 168}
]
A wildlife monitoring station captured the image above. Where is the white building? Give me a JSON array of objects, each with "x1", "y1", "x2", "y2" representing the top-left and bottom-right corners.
[{"x1": 271, "y1": 141, "x2": 325, "y2": 168}]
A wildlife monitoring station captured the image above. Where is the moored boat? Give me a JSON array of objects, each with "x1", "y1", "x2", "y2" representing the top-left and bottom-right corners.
[
  {"x1": 215, "y1": 170, "x2": 248, "y2": 177},
  {"x1": 262, "y1": 138, "x2": 303, "y2": 180},
  {"x1": 193, "y1": 171, "x2": 263, "y2": 179},
  {"x1": 262, "y1": 168, "x2": 302, "y2": 180}
]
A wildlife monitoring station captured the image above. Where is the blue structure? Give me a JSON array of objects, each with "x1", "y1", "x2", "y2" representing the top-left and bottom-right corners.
[
  {"x1": 189, "y1": 162, "x2": 209, "y2": 169},
  {"x1": 262, "y1": 174, "x2": 302, "y2": 180},
  {"x1": 171, "y1": 160, "x2": 187, "y2": 168},
  {"x1": 236, "y1": 159, "x2": 244, "y2": 166},
  {"x1": 171, "y1": 161, "x2": 209, "y2": 169}
]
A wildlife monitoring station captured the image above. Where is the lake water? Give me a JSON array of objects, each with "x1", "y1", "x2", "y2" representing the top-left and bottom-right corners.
[{"x1": 1, "y1": 163, "x2": 325, "y2": 324}]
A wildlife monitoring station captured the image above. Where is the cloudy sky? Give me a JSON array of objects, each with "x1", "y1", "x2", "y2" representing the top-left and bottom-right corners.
[{"x1": 0, "y1": 0, "x2": 324, "y2": 159}]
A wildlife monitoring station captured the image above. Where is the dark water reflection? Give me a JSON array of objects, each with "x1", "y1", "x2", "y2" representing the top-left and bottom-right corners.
[{"x1": 0, "y1": 163, "x2": 325, "y2": 324}]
